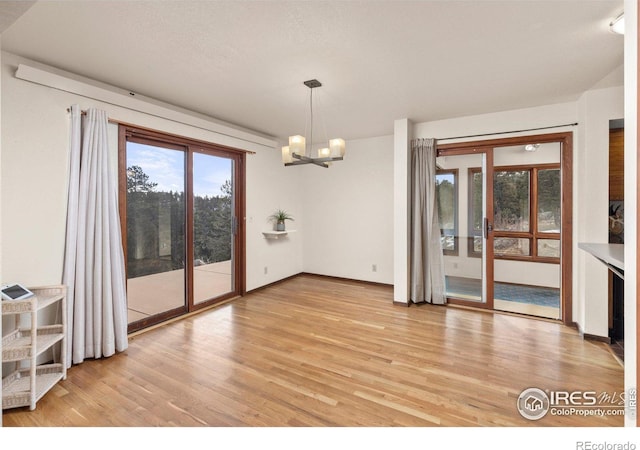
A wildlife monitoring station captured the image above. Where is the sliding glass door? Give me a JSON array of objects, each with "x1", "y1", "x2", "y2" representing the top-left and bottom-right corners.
[
  {"x1": 120, "y1": 126, "x2": 245, "y2": 333},
  {"x1": 125, "y1": 141, "x2": 187, "y2": 325}
]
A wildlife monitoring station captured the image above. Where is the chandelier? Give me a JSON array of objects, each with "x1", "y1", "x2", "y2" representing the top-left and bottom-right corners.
[{"x1": 281, "y1": 79, "x2": 345, "y2": 168}]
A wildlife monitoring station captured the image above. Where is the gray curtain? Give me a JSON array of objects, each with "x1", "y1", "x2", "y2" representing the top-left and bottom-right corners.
[
  {"x1": 62, "y1": 105, "x2": 129, "y2": 366},
  {"x1": 410, "y1": 138, "x2": 446, "y2": 304}
]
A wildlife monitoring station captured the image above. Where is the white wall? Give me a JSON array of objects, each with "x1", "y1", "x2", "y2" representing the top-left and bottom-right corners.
[
  {"x1": 246, "y1": 142, "x2": 304, "y2": 291},
  {"x1": 301, "y1": 134, "x2": 394, "y2": 284},
  {"x1": 396, "y1": 90, "x2": 624, "y2": 338},
  {"x1": 576, "y1": 85, "x2": 625, "y2": 338},
  {"x1": 0, "y1": 52, "x2": 304, "y2": 296},
  {"x1": 623, "y1": 0, "x2": 637, "y2": 427},
  {"x1": 1, "y1": 52, "x2": 72, "y2": 376}
]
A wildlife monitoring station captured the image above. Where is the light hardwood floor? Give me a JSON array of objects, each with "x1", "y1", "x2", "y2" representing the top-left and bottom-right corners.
[{"x1": 2, "y1": 274, "x2": 625, "y2": 426}]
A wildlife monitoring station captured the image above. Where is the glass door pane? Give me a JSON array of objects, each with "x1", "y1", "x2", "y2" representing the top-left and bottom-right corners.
[
  {"x1": 193, "y1": 152, "x2": 234, "y2": 305},
  {"x1": 125, "y1": 142, "x2": 186, "y2": 325},
  {"x1": 492, "y1": 142, "x2": 561, "y2": 320},
  {"x1": 436, "y1": 152, "x2": 487, "y2": 304}
]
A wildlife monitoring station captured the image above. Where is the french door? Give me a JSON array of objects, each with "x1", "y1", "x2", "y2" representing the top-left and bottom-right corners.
[
  {"x1": 119, "y1": 125, "x2": 245, "y2": 333},
  {"x1": 435, "y1": 149, "x2": 493, "y2": 308},
  {"x1": 436, "y1": 133, "x2": 572, "y2": 323}
]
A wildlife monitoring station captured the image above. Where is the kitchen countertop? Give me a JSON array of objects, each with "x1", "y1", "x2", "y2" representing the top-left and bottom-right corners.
[{"x1": 578, "y1": 242, "x2": 624, "y2": 279}]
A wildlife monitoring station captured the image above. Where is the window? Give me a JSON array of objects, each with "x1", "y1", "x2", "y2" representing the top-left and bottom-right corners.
[
  {"x1": 493, "y1": 169, "x2": 530, "y2": 256},
  {"x1": 436, "y1": 169, "x2": 458, "y2": 255},
  {"x1": 536, "y1": 168, "x2": 561, "y2": 258},
  {"x1": 468, "y1": 164, "x2": 560, "y2": 262},
  {"x1": 468, "y1": 168, "x2": 483, "y2": 257}
]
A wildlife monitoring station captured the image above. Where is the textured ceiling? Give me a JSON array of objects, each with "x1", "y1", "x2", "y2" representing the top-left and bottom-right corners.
[{"x1": 1, "y1": 0, "x2": 625, "y2": 142}]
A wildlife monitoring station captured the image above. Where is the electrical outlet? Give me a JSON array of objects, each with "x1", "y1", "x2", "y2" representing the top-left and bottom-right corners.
[
  {"x1": 453, "y1": 262, "x2": 458, "y2": 269},
  {"x1": 264, "y1": 266, "x2": 268, "y2": 275},
  {"x1": 372, "y1": 264, "x2": 377, "y2": 272}
]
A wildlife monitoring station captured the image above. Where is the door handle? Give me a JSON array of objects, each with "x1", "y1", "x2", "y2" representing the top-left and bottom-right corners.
[
  {"x1": 484, "y1": 217, "x2": 493, "y2": 239},
  {"x1": 232, "y1": 216, "x2": 238, "y2": 235}
]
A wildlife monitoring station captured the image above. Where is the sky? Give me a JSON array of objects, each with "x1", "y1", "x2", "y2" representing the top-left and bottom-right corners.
[{"x1": 126, "y1": 141, "x2": 232, "y2": 197}]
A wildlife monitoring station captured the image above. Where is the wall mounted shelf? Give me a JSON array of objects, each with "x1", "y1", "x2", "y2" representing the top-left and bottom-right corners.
[{"x1": 262, "y1": 230, "x2": 296, "y2": 240}]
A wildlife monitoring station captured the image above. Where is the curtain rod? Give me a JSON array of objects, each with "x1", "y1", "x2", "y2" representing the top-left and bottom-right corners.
[
  {"x1": 66, "y1": 107, "x2": 121, "y2": 124},
  {"x1": 67, "y1": 107, "x2": 134, "y2": 125},
  {"x1": 435, "y1": 122, "x2": 578, "y2": 141},
  {"x1": 66, "y1": 107, "x2": 257, "y2": 154}
]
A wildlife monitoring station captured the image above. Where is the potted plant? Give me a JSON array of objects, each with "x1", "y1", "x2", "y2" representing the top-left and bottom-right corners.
[{"x1": 269, "y1": 209, "x2": 294, "y2": 231}]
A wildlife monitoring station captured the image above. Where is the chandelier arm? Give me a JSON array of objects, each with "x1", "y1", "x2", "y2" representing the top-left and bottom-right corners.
[
  {"x1": 315, "y1": 156, "x2": 343, "y2": 163},
  {"x1": 291, "y1": 152, "x2": 311, "y2": 161},
  {"x1": 289, "y1": 153, "x2": 331, "y2": 168},
  {"x1": 291, "y1": 153, "x2": 342, "y2": 163},
  {"x1": 285, "y1": 160, "x2": 312, "y2": 166},
  {"x1": 285, "y1": 159, "x2": 329, "y2": 168}
]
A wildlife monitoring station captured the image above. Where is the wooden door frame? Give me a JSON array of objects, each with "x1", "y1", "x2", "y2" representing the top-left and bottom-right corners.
[{"x1": 437, "y1": 132, "x2": 573, "y2": 325}]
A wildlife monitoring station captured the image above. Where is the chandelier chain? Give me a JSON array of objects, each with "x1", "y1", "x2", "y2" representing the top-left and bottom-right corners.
[{"x1": 309, "y1": 87, "x2": 313, "y2": 154}]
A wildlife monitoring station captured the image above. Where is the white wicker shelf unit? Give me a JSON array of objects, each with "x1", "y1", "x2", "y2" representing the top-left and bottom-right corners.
[{"x1": 2, "y1": 285, "x2": 67, "y2": 411}]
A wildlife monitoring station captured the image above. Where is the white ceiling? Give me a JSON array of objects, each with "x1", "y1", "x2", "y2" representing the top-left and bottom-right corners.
[
  {"x1": 0, "y1": 0, "x2": 625, "y2": 143},
  {"x1": 0, "y1": 1, "x2": 35, "y2": 34}
]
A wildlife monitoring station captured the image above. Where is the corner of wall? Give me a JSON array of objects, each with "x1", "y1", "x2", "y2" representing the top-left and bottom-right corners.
[
  {"x1": 245, "y1": 147, "x2": 305, "y2": 291},
  {"x1": 393, "y1": 118, "x2": 412, "y2": 303},
  {"x1": 575, "y1": 85, "x2": 624, "y2": 338}
]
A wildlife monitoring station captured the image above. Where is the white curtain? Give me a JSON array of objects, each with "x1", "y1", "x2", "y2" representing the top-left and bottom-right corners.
[
  {"x1": 410, "y1": 138, "x2": 446, "y2": 304},
  {"x1": 62, "y1": 105, "x2": 128, "y2": 367}
]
